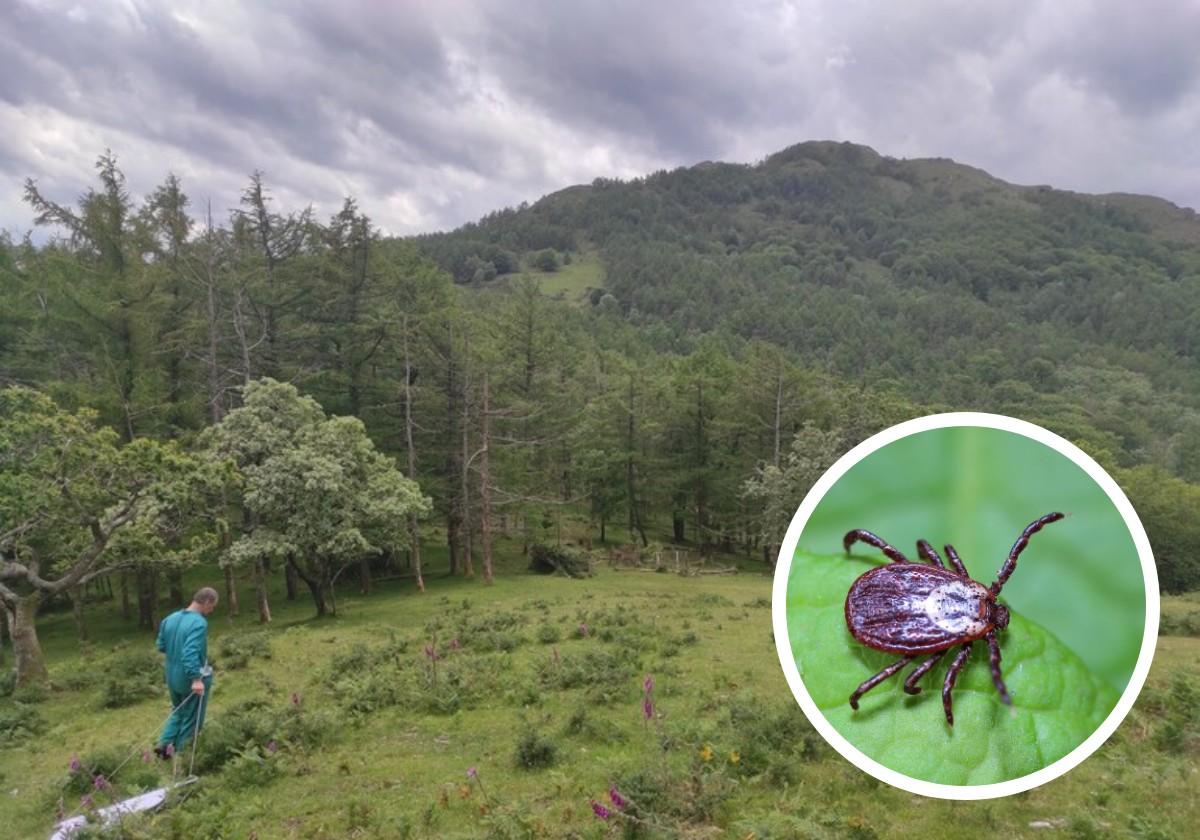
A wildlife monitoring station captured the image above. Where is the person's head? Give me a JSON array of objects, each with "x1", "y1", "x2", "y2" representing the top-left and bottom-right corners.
[{"x1": 190, "y1": 587, "x2": 219, "y2": 616}]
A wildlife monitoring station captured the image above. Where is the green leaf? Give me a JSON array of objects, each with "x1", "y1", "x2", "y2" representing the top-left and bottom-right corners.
[{"x1": 786, "y1": 551, "x2": 1119, "y2": 785}]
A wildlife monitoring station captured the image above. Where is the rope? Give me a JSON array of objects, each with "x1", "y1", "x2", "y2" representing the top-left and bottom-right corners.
[{"x1": 187, "y1": 688, "x2": 207, "y2": 778}]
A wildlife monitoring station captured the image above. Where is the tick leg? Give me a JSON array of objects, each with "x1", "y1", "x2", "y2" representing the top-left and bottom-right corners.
[
  {"x1": 990, "y1": 512, "x2": 1065, "y2": 595},
  {"x1": 850, "y1": 656, "x2": 914, "y2": 710},
  {"x1": 916, "y1": 539, "x2": 945, "y2": 568},
  {"x1": 943, "y1": 544, "x2": 970, "y2": 577},
  {"x1": 941, "y1": 643, "x2": 973, "y2": 726},
  {"x1": 986, "y1": 630, "x2": 1011, "y2": 706},
  {"x1": 843, "y1": 530, "x2": 909, "y2": 564},
  {"x1": 903, "y1": 650, "x2": 948, "y2": 695}
]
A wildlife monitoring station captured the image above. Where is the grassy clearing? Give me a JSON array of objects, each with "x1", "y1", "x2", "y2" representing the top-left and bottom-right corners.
[
  {"x1": 527, "y1": 255, "x2": 604, "y2": 303},
  {"x1": 2, "y1": 549, "x2": 1197, "y2": 839}
]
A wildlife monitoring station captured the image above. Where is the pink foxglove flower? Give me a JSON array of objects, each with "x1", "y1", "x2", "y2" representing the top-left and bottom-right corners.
[
  {"x1": 609, "y1": 786, "x2": 628, "y2": 810},
  {"x1": 590, "y1": 799, "x2": 611, "y2": 820}
]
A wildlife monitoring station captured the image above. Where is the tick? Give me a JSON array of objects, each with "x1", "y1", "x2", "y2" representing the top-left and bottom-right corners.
[{"x1": 842, "y1": 512, "x2": 1064, "y2": 726}]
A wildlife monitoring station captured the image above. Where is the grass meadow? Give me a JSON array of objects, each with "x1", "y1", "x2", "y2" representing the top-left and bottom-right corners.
[{"x1": 1, "y1": 536, "x2": 1197, "y2": 839}]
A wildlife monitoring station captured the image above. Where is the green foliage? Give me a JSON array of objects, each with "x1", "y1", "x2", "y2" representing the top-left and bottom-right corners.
[
  {"x1": 213, "y1": 632, "x2": 272, "y2": 670},
  {"x1": 220, "y1": 745, "x2": 283, "y2": 788},
  {"x1": 1117, "y1": 464, "x2": 1200, "y2": 592},
  {"x1": 97, "y1": 651, "x2": 162, "y2": 709},
  {"x1": 192, "y1": 698, "x2": 335, "y2": 773},
  {"x1": 536, "y1": 648, "x2": 638, "y2": 696},
  {"x1": 59, "y1": 744, "x2": 160, "y2": 798},
  {"x1": 512, "y1": 726, "x2": 557, "y2": 769},
  {"x1": 0, "y1": 703, "x2": 47, "y2": 748},
  {"x1": 201, "y1": 378, "x2": 432, "y2": 615},
  {"x1": 530, "y1": 248, "x2": 560, "y2": 272},
  {"x1": 1135, "y1": 673, "x2": 1200, "y2": 753},
  {"x1": 528, "y1": 544, "x2": 591, "y2": 578}
]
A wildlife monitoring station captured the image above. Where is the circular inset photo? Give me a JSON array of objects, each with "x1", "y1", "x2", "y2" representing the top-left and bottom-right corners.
[{"x1": 772, "y1": 413, "x2": 1158, "y2": 799}]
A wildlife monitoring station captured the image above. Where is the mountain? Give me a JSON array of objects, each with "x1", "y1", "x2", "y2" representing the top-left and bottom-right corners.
[{"x1": 415, "y1": 140, "x2": 1200, "y2": 473}]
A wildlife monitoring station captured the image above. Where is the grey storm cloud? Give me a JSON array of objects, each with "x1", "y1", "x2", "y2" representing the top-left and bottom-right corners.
[{"x1": 1, "y1": 0, "x2": 1198, "y2": 240}]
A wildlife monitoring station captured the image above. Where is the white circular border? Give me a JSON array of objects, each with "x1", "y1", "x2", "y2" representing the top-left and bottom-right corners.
[{"x1": 771, "y1": 412, "x2": 1160, "y2": 800}]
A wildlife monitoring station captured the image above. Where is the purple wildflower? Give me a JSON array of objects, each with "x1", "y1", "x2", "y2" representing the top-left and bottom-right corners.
[
  {"x1": 92, "y1": 774, "x2": 108, "y2": 791},
  {"x1": 578, "y1": 623, "x2": 589, "y2": 637},
  {"x1": 642, "y1": 696, "x2": 655, "y2": 721},
  {"x1": 424, "y1": 644, "x2": 439, "y2": 661},
  {"x1": 467, "y1": 766, "x2": 478, "y2": 779},
  {"x1": 164, "y1": 743, "x2": 175, "y2": 758},
  {"x1": 643, "y1": 675, "x2": 654, "y2": 695},
  {"x1": 590, "y1": 799, "x2": 611, "y2": 820},
  {"x1": 80, "y1": 794, "x2": 94, "y2": 810},
  {"x1": 69, "y1": 755, "x2": 81, "y2": 773},
  {"x1": 609, "y1": 786, "x2": 628, "y2": 810},
  {"x1": 266, "y1": 741, "x2": 278, "y2": 754}
]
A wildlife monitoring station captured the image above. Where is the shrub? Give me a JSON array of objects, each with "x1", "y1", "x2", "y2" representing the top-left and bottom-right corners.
[
  {"x1": 1159, "y1": 610, "x2": 1200, "y2": 637},
  {"x1": 537, "y1": 649, "x2": 638, "y2": 694},
  {"x1": 95, "y1": 650, "x2": 162, "y2": 709},
  {"x1": 528, "y1": 544, "x2": 590, "y2": 578},
  {"x1": 221, "y1": 745, "x2": 282, "y2": 788},
  {"x1": 531, "y1": 249, "x2": 559, "y2": 272},
  {"x1": 192, "y1": 698, "x2": 335, "y2": 773},
  {"x1": 58, "y1": 744, "x2": 160, "y2": 799},
  {"x1": 477, "y1": 631, "x2": 521, "y2": 653},
  {"x1": 513, "y1": 728, "x2": 557, "y2": 769},
  {"x1": 0, "y1": 703, "x2": 47, "y2": 748},
  {"x1": 214, "y1": 631, "x2": 272, "y2": 670},
  {"x1": 535, "y1": 624, "x2": 561, "y2": 644}
]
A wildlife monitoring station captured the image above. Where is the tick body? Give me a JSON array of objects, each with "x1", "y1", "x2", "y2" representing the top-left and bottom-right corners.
[{"x1": 842, "y1": 512, "x2": 1064, "y2": 726}]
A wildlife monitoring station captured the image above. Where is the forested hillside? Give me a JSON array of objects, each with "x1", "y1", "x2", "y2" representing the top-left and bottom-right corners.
[
  {"x1": 4, "y1": 142, "x2": 1200, "y2": 599},
  {"x1": 416, "y1": 140, "x2": 1200, "y2": 590}
]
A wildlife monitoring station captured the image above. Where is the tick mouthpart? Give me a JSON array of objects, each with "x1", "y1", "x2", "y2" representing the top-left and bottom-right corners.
[{"x1": 993, "y1": 603, "x2": 1010, "y2": 630}]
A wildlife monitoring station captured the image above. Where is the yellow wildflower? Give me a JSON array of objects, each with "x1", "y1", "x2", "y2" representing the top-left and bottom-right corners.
[
  {"x1": 699, "y1": 744, "x2": 714, "y2": 762},
  {"x1": 729, "y1": 751, "x2": 741, "y2": 765}
]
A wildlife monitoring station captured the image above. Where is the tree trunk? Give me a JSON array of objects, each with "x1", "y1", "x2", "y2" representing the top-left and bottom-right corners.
[
  {"x1": 291, "y1": 557, "x2": 334, "y2": 617},
  {"x1": 461, "y1": 369, "x2": 475, "y2": 579},
  {"x1": 0, "y1": 603, "x2": 8, "y2": 667},
  {"x1": 673, "y1": 514, "x2": 686, "y2": 544},
  {"x1": 626, "y1": 374, "x2": 649, "y2": 547},
  {"x1": 203, "y1": 205, "x2": 226, "y2": 424},
  {"x1": 120, "y1": 571, "x2": 131, "y2": 620},
  {"x1": 137, "y1": 569, "x2": 156, "y2": 630},
  {"x1": 404, "y1": 322, "x2": 425, "y2": 593},
  {"x1": 359, "y1": 556, "x2": 372, "y2": 595},
  {"x1": 10, "y1": 596, "x2": 49, "y2": 687},
  {"x1": 284, "y1": 560, "x2": 298, "y2": 601},
  {"x1": 481, "y1": 373, "x2": 494, "y2": 585},
  {"x1": 224, "y1": 565, "x2": 240, "y2": 618},
  {"x1": 254, "y1": 558, "x2": 272, "y2": 624},
  {"x1": 69, "y1": 586, "x2": 88, "y2": 642},
  {"x1": 168, "y1": 569, "x2": 184, "y2": 605}
]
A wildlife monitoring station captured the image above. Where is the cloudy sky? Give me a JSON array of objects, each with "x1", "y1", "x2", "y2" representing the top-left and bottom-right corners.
[{"x1": 3, "y1": 0, "x2": 1199, "y2": 238}]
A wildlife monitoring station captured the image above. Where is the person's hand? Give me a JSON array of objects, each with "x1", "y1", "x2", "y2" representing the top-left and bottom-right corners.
[{"x1": 191, "y1": 678, "x2": 205, "y2": 695}]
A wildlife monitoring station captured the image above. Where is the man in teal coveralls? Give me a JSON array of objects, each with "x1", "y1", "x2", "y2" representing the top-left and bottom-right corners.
[{"x1": 154, "y1": 587, "x2": 217, "y2": 760}]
